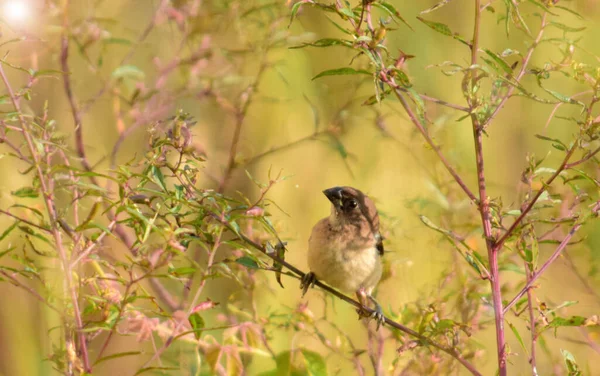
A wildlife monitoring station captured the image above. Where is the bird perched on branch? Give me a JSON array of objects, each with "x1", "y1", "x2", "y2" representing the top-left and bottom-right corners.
[{"x1": 300, "y1": 186, "x2": 385, "y2": 329}]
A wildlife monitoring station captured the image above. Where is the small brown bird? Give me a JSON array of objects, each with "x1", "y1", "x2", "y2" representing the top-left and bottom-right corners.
[{"x1": 300, "y1": 186, "x2": 385, "y2": 328}]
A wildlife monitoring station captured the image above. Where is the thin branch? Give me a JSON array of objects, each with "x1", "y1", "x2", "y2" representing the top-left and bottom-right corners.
[
  {"x1": 0, "y1": 209, "x2": 52, "y2": 233},
  {"x1": 242, "y1": 130, "x2": 328, "y2": 167},
  {"x1": 384, "y1": 81, "x2": 477, "y2": 203},
  {"x1": 60, "y1": 3, "x2": 92, "y2": 173},
  {"x1": 418, "y1": 92, "x2": 470, "y2": 112},
  {"x1": 495, "y1": 85, "x2": 600, "y2": 251},
  {"x1": 0, "y1": 270, "x2": 61, "y2": 314},
  {"x1": 565, "y1": 145, "x2": 600, "y2": 169},
  {"x1": 0, "y1": 63, "x2": 91, "y2": 373},
  {"x1": 525, "y1": 263, "x2": 538, "y2": 375},
  {"x1": 218, "y1": 55, "x2": 270, "y2": 193},
  {"x1": 214, "y1": 214, "x2": 483, "y2": 376},
  {"x1": 503, "y1": 201, "x2": 600, "y2": 314},
  {"x1": 468, "y1": 1, "x2": 506, "y2": 374},
  {"x1": 480, "y1": 13, "x2": 548, "y2": 128}
]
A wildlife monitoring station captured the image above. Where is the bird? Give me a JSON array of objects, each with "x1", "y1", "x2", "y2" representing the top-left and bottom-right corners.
[{"x1": 300, "y1": 186, "x2": 385, "y2": 329}]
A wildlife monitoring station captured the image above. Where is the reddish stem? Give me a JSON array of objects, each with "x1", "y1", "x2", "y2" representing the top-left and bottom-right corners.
[{"x1": 468, "y1": 2, "x2": 506, "y2": 374}]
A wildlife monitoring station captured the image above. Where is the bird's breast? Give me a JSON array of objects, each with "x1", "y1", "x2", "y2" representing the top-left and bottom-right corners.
[{"x1": 308, "y1": 219, "x2": 382, "y2": 294}]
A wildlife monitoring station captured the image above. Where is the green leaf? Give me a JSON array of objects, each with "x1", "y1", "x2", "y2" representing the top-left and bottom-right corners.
[
  {"x1": 103, "y1": 37, "x2": 133, "y2": 45},
  {"x1": 508, "y1": 321, "x2": 528, "y2": 356},
  {"x1": 561, "y1": 349, "x2": 582, "y2": 376},
  {"x1": 535, "y1": 134, "x2": 567, "y2": 149},
  {"x1": 188, "y1": 313, "x2": 205, "y2": 340},
  {"x1": 94, "y1": 351, "x2": 141, "y2": 365},
  {"x1": 151, "y1": 165, "x2": 167, "y2": 191},
  {"x1": 170, "y1": 266, "x2": 196, "y2": 276},
  {"x1": 112, "y1": 65, "x2": 145, "y2": 80},
  {"x1": 373, "y1": 2, "x2": 412, "y2": 30},
  {"x1": 420, "y1": 0, "x2": 454, "y2": 15},
  {"x1": 548, "y1": 22, "x2": 586, "y2": 33},
  {"x1": 554, "y1": 5, "x2": 583, "y2": 20},
  {"x1": 301, "y1": 349, "x2": 327, "y2": 376},
  {"x1": 0, "y1": 221, "x2": 19, "y2": 241},
  {"x1": 312, "y1": 67, "x2": 371, "y2": 80},
  {"x1": 288, "y1": 1, "x2": 304, "y2": 27},
  {"x1": 290, "y1": 38, "x2": 353, "y2": 50},
  {"x1": 483, "y1": 49, "x2": 513, "y2": 75},
  {"x1": 134, "y1": 367, "x2": 179, "y2": 376},
  {"x1": 337, "y1": 7, "x2": 355, "y2": 19},
  {"x1": 417, "y1": 17, "x2": 469, "y2": 46},
  {"x1": 235, "y1": 256, "x2": 259, "y2": 269},
  {"x1": 11, "y1": 187, "x2": 39, "y2": 198},
  {"x1": 548, "y1": 316, "x2": 587, "y2": 329}
]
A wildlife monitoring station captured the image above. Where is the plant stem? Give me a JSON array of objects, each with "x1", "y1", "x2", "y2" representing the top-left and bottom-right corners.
[
  {"x1": 469, "y1": 1, "x2": 506, "y2": 375},
  {"x1": 215, "y1": 214, "x2": 483, "y2": 376},
  {"x1": 0, "y1": 64, "x2": 91, "y2": 373},
  {"x1": 503, "y1": 200, "x2": 600, "y2": 314}
]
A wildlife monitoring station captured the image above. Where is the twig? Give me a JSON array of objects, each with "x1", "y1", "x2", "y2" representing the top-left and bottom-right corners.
[
  {"x1": 214, "y1": 214, "x2": 483, "y2": 376},
  {"x1": 565, "y1": 145, "x2": 600, "y2": 169},
  {"x1": 0, "y1": 63, "x2": 91, "y2": 373},
  {"x1": 0, "y1": 270, "x2": 61, "y2": 314},
  {"x1": 386, "y1": 82, "x2": 477, "y2": 203},
  {"x1": 495, "y1": 86, "x2": 600, "y2": 251},
  {"x1": 0, "y1": 209, "x2": 52, "y2": 233},
  {"x1": 480, "y1": 13, "x2": 548, "y2": 129},
  {"x1": 60, "y1": 1, "x2": 92, "y2": 173},
  {"x1": 218, "y1": 55, "x2": 270, "y2": 192},
  {"x1": 503, "y1": 201, "x2": 600, "y2": 314},
  {"x1": 468, "y1": 1, "x2": 506, "y2": 374},
  {"x1": 525, "y1": 263, "x2": 538, "y2": 375}
]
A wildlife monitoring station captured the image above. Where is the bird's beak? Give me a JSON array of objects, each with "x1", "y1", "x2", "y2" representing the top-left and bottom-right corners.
[{"x1": 323, "y1": 187, "x2": 343, "y2": 206}]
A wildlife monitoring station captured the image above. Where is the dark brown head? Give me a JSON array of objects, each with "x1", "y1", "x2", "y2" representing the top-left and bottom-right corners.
[{"x1": 323, "y1": 186, "x2": 380, "y2": 234}]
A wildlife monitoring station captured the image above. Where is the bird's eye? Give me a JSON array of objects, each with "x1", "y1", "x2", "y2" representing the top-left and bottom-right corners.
[{"x1": 348, "y1": 199, "x2": 358, "y2": 209}]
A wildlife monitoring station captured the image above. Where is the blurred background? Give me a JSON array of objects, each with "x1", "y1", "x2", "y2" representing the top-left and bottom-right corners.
[{"x1": 0, "y1": 0, "x2": 599, "y2": 375}]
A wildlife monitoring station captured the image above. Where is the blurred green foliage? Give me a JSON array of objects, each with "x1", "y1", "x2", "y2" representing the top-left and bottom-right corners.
[{"x1": 0, "y1": 1, "x2": 599, "y2": 375}]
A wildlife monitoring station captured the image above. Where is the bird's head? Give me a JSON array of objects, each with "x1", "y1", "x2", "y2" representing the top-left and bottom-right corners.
[{"x1": 322, "y1": 186, "x2": 379, "y2": 228}]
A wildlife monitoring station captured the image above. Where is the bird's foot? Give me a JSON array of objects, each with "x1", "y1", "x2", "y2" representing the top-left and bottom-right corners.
[
  {"x1": 371, "y1": 302, "x2": 385, "y2": 331},
  {"x1": 300, "y1": 272, "x2": 317, "y2": 297},
  {"x1": 356, "y1": 297, "x2": 385, "y2": 331}
]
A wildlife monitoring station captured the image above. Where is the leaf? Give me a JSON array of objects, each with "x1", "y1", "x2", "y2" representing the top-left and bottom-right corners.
[
  {"x1": 271, "y1": 241, "x2": 287, "y2": 288},
  {"x1": 94, "y1": 351, "x2": 141, "y2": 365},
  {"x1": 112, "y1": 65, "x2": 145, "y2": 80},
  {"x1": 373, "y1": 2, "x2": 412, "y2": 30},
  {"x1": 420, "y1": 0, "x2": 454, "y2": 15},
  {"x1": 288, "y1": 1, "x2": 304, "y2": 27},
  {"x1": 170, "y1": 266, "x2": 196, "y2": 276},
  {"x1": 483, "y1": 49, "x2": 513, "y2": 75},
  {"x1": 535, "y1": 134, "x2": 567, "y2": 149},
  {"x1": 0, "y1": 221, "x2": 19, "y2": 241},
  {"x1": 102, "y1": 37, "x2": 133, "y2": 45},
  {"x1": 290, "y1": 38, "x2": 352, "y2": 50},
  {"x1": 235, "y1": 256, "x2": 259, "y2": 269},
  {"x1": 417, "y1": 17, "x2": 469, "y2": 46},
  {"x1": 548, "y1": 316, "x2": 587, "y2": 329},
  {"x1": 337, "y1": 7, "x2": 355, "y2": 20},
  {"x1": 312, "y1": 67, "x2": 371, "y2": 80},
  {"x1": 188, "y1": 313, "x2": 205, "y2": 340},
  {"x1": 508, "y1": 321, "x2": 528, "y2": 356},
  {"x1": 151, "y1": 165, "x2": 167, "y2": 191},
  {"x1": 561, "y1": 349, "x2": 582, "y2": 376},
  {"x1": 301, "y1": 349, "x2": 327, "y2": 376},
  {"x1": 554, "y1": 5, "x2": 583, "y2": 20},
  {"x1": 134, "y1": 367, "x2": 179, "y2": 376},
  {"x1": 548, "y1": 22, "x2": 586, "y2": 33},
  {"x1": 11, "y1": 187, "x2": 39, "y2": 198}
]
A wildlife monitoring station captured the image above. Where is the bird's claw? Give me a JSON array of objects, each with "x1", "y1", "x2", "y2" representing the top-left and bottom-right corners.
[
  {"x1": 356, "y1": 301, "x2": 385, "y2": 331},
  {"x1": 371, "y1": 304, "x2": 385, "y2": 331},
  {"x1": 300, "y1": 272, "x2": 317, "y2": 297}
]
